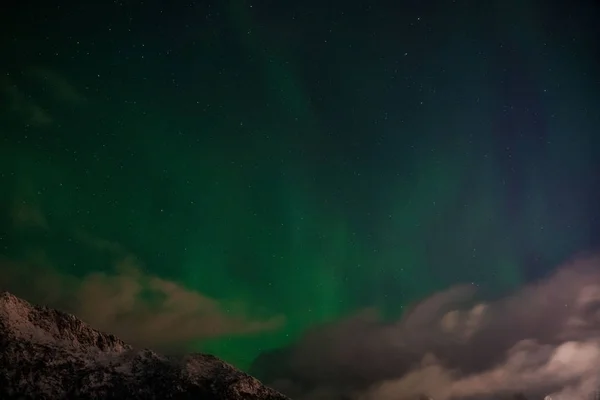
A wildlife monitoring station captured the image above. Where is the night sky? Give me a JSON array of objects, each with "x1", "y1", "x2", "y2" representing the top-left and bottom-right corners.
[{"x1": 1, "y1": 0, "x2": 600, "y2": 399}]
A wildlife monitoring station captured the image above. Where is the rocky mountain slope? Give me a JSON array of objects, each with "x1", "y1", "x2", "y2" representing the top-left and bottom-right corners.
[{"x1": 0, "y1": 291, "x2": 290, "y2": 400}]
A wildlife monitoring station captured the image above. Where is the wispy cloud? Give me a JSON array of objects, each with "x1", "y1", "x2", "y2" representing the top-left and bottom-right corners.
[
  {"x1": 1, "y1": 67, "x2": 86, "y2": 127},
  {"x1": 0, "y1": 250, "x2": 285, "y2": 351},
  {"x1": 10, "y1": 199, "x2": 49, "y2": 230},
  {"x1": 1, "y1": 75, "x2": 53, "y2": 127},
  {"x1": 0, "y1": 198, "x2": 284, "y2": 351},
  {"x1": 26, "y1": 67, "x2": 86, "y2": 106}
]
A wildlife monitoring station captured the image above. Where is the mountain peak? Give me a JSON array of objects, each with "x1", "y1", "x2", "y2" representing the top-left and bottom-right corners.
[
  {"x1": 0, "y1": 291, "x2": 289, "y2": 400},
  {"x1": 0, "y1": 291, "x2": 130, "y2": 353}
]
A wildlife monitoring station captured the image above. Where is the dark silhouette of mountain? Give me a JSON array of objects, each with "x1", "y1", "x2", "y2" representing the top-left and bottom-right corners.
[{"x1": 0, "y1": 291, "x2": 290, "y2": 400}]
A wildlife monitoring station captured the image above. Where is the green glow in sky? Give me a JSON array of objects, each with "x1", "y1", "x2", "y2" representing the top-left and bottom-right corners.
[{"x1": 0, "y1": 0, "x2": 598, "y2": 371}]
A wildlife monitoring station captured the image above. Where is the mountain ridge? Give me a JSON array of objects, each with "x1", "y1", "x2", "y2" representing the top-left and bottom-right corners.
[{"x1": 0, "y1": 291, "x2": 290, "y2": 400}]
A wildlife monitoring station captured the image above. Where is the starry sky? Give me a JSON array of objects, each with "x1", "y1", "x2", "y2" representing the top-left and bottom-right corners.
[{"x1": 1, "y1": 0, "x2": 600, "y2": 398}]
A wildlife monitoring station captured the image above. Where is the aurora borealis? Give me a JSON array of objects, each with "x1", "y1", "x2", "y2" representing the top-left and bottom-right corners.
[{"x1": 1, "y1": 0, "x2": 600, "y2": 398}]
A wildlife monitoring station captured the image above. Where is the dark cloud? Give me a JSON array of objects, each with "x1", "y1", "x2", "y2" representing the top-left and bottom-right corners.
[{"x1": 253, "y1": 254, "x2": 600, "y2": 400}]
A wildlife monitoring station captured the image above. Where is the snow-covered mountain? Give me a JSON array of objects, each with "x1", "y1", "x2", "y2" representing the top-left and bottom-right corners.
[{"x1": 0, "y1": 291, "x2": 290, "y2": 400}]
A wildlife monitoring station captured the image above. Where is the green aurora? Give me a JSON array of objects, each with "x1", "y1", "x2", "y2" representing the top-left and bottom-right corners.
[{"x1": 1, "y1": 0, "x2": 599, "y2": 370}]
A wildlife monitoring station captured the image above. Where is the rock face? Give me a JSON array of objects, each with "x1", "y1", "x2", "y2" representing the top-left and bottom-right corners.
[{"x1": 0, "y1": 291, "x2": 290, "y2": 400}]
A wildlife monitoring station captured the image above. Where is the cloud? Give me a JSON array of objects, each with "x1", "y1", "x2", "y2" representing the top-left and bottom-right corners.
[
  {"x1": 0, "y1": 75, "x2": 53, "y2": 127},
  {"x1": 0, "y1": 160, "x2": 285, "y2": 353},
  {"x1": 365, "y1": 339, "x2": 600, "y2": 400},
  {"x1": 75, "y1": 256, "x2": 285, "y2": 349},
  {"x1": 10, "y1": 199, "x2": 49, "y2": 230},
  {"x1": 0, "y1": 211, "x2": 285, "y2": 351},
  {"x1": 26, "y1": 67, "x2": 86, "y2": 105},
  {"x1": 0, "y1": 67, "x2": 85, "y2": 127},
  {"x1": 0, "y1": 252, "x2": 284, "y2": 351},
  {"x1": 73, "y1": 228, "x2": 128, "y2": 255},
  {"x1": 254, "y1": 254, "x2": 600, "y2": 400}
]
